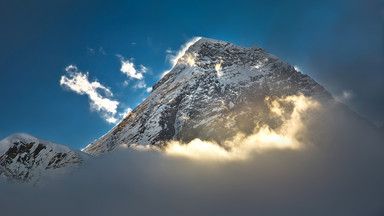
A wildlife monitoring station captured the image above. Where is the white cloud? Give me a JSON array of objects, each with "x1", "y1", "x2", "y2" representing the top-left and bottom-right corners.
[
  {"x1": 119, "y1": 56, "x2": 147, "y2": 80},
  {"x1": 106, "y1": 116, "x2": 118, "y2": 124},
  {"x1": 117, "y1": 56, "x2": 149, "y2": 90},
  {"x1": 120, "y1": 59, "x2": 142, "y2": 80},
  {"x1": 60, "y1": 65, "x2": 119, "y2": 123},
  {"x1": 146, "y1": 87, "x2": 152, "y2": 93}
]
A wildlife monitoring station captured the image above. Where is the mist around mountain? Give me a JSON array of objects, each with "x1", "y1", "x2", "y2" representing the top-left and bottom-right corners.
[
  {"x1": 1, "y1": 110, "x2": 383, "y2": 216},
  {"x1": 0, "y1": 38, "x2": 383, "y2": 216}
]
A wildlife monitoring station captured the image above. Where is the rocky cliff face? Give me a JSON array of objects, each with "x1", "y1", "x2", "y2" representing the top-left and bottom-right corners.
[
  {"x1": 0, "y1": 133, "x2": 88, "y2": 183},
  {"x1": 83, "y1": 38, "x2": 333, "y2": 156}
]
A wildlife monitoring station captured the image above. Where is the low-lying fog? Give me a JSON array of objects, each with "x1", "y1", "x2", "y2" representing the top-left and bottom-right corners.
[{"x1": 1, "y1": 96, "x2": 383, "y2": 216}]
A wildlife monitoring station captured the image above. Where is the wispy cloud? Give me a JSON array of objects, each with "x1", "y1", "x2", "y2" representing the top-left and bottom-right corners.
[
  {"x1": 336, "y1": 90, "x2": 354, "y2": 102},
  {"x1": 122, "y1": 80, "x2": 129, "y2": 87},
  {"x1": 162, "y1": 37, "x2": 202, "y2": 77},
  {"x1": 139, "y1": 65, "x2": 148, "y2": 74},
  {"x1": 86, "y1": 47, "x2": 107, "y2": 55},
  {"x1": 167, "y1": 37, "x2": 202, "y2": 67},
  {"x1": 119, "y1": 107, "x2": 132, "y2": 119},
  {"x1": 60, "y1": 65, "x2": 119, "y2": 123},
  {"x1": 86, "y1": 48, "x2": 95, "y2": 54},
  {"x1": 341, "y1": 90, "x2": 353, "y2": 100},
  {"x1": 98, "y1": 47, "x2": 106, "y2": 55},
  {"x1": 133, "y1": 81, "x2": 147, "y2": 89}
]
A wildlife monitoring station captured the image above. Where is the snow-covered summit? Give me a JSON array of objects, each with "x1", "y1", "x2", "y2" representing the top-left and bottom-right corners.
[
  {"x1": 0, "y1": 133, "x2": 72, "y2": 155},
  {"x1": 0, "y1": 133, "x2": 89, "y2": 183},
  {"x1": 83, "y1": 37, "x2": 332, "y2": 156}
]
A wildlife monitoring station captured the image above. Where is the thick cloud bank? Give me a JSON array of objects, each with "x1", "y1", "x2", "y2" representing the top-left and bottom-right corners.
[{"x1": 1, "y1": 101, "x2": 383, "y2": 216}]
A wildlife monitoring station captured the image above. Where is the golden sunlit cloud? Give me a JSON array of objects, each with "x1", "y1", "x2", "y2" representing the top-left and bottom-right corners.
[{"x1": 130, "y1": 95, "x2": 321, "y2": 161}]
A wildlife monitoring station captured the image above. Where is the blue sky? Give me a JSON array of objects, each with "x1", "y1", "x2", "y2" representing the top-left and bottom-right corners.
[{"x1": 0, "y1": 0, "x2": 382, "y2": 150}]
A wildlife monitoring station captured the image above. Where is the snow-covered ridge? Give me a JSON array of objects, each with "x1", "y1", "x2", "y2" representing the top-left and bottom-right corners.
[{"x1": 0, "y1": 133, "x2": 89, "y2": 183}]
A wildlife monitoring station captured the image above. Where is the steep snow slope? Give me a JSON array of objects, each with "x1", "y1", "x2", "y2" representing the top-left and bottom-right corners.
[
  {"x1": 83, "y1": 38, "x2": 332, "y2": 156},
  {"x1": 0, "y1": 133, "x2": 89, "y2": 183}
]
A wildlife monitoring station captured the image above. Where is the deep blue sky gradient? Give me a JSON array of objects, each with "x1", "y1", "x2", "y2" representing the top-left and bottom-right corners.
[{"x1": 0, "y1": 0, "x2": 383, "y2": 149}]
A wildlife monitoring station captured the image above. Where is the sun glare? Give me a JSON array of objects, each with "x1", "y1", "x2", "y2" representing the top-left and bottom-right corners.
[
  {"x1": 215, "y1": 59, "x2": 223, "y2": 77},
  {"x1": 179, "y1": 53, "x2": 197, "y2": 66}
]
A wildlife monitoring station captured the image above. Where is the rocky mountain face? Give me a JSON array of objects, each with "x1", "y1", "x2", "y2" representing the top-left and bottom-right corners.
[
  {"x1": 83, "y1": 38, "x2": 333, "y2": 156},
  {"x1": 0, "y1": 133, "x2": 88, "y2": 183}
]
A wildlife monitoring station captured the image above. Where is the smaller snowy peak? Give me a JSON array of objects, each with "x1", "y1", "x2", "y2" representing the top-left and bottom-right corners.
[
  {"x1": 0, "y1": 133, "x2": 66, "y2": 155},
  {"x1": 0, "y1": 133, "x2": 89, "y2": 183}
]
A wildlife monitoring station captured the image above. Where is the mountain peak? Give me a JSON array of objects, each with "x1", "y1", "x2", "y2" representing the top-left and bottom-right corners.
[
  {"x1": 0, "y1": 133, "x2": 43, "y2": 155},
  {"x1": 0, "y1": 133, "x2": 76, "y2": 155},
  {"x1": 2, "y1": 132, "x2": 40, "y2": 141},
  {"x1": 185, "y1": 37, "x2": 260, "y2": 56},
  {"x1": 0, "y1": 133, "x2": 88, "y2": 183},
  {"x1": 194, "y1": 37, "x2": 231, "y2": 46},
  {"x1": 157, "y1": 37, "x2": 283, "y2": 92},
  {"x1": 182, "y1": 37, "x2": 257, "y2": 60},
  {"x1": 83, "y1": 38, "x2": 331, "y2": 156}
]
